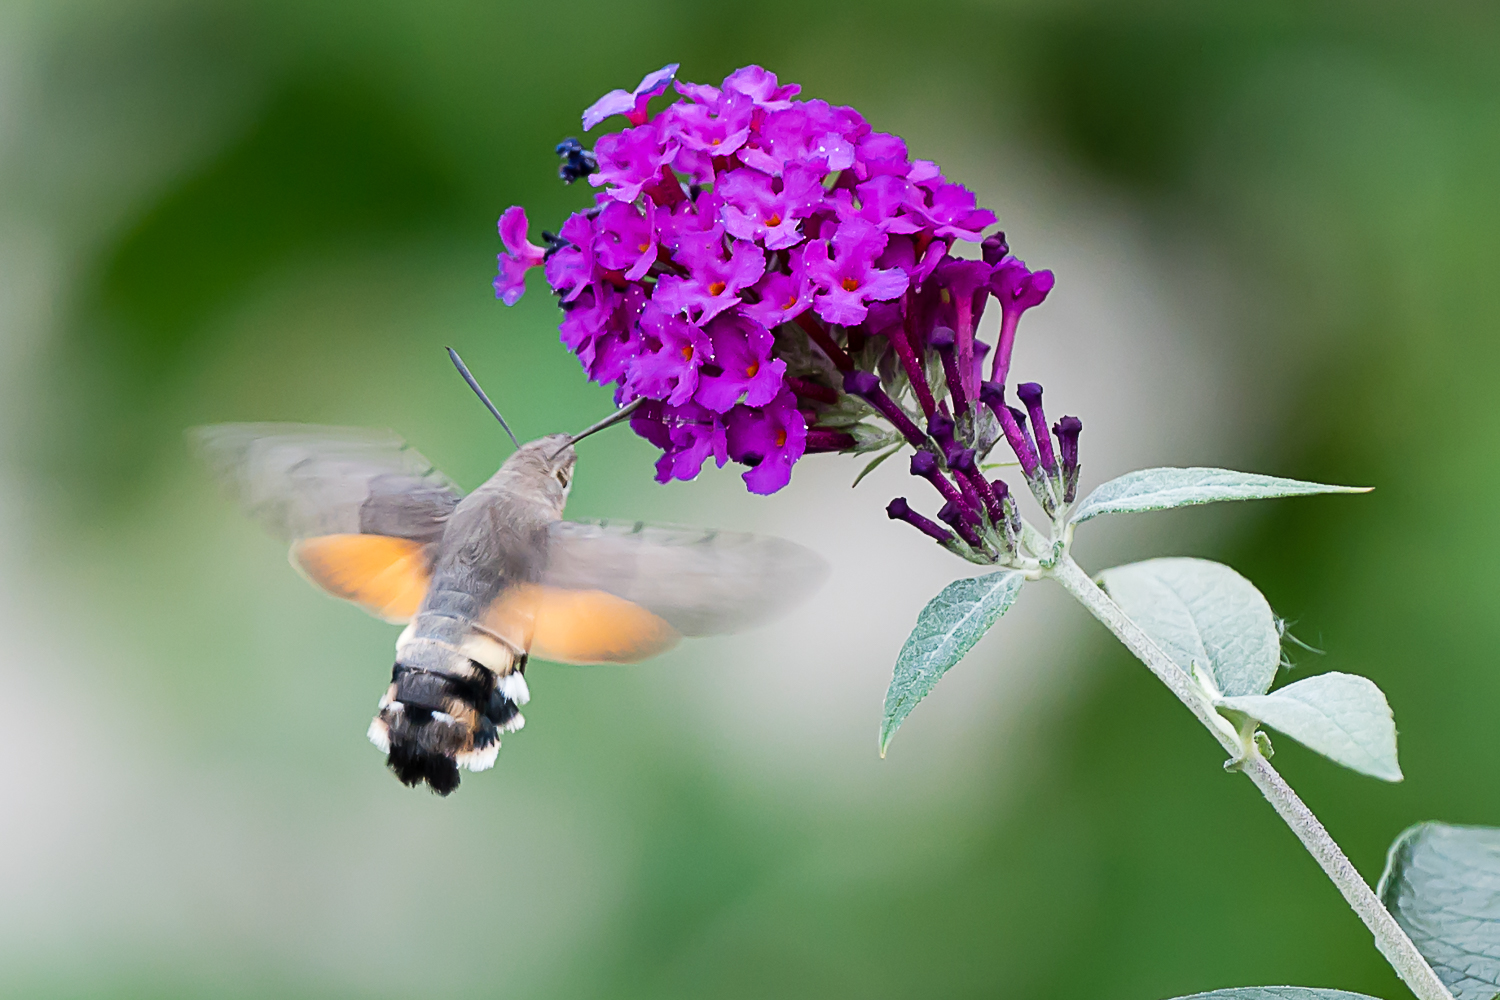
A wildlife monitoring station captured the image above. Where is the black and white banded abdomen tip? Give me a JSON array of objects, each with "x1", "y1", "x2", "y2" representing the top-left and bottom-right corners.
[{"x1": 366, "y1": 660, "x2": 529, "y2": 795}]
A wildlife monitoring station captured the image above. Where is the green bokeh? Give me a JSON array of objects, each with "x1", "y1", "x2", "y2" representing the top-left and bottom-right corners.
[{"x1": 5, "y1": 2, "x2": 1499, "y2": 997}]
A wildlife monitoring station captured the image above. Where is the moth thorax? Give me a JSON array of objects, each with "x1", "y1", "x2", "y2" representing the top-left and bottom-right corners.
[{"x1": 367, "y1": 658, "x2": 529, "y2": 795}]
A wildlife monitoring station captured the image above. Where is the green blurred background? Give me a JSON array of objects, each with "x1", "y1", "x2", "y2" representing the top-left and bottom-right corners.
[{"x1": 2, "y1": 2, "x2": 1497, "y2": 997}]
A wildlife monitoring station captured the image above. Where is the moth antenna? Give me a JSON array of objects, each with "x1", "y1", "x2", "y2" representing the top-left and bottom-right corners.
[
  {"x1": 554, "y1": 397, "x2": 646, "y2": 458},
  {"x1": 447, "y1": 347, "x2": 521, "y2": 449}
]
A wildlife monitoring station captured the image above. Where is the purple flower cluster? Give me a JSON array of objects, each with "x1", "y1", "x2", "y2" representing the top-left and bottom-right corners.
[{"x1": 495, "y1": 63, "x2": 1076, "y2": 535}]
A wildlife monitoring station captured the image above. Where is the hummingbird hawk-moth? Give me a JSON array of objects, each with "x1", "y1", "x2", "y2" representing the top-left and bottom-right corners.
[{"x1": 193, "y1": 353, "x2": 826, "y2": 795}]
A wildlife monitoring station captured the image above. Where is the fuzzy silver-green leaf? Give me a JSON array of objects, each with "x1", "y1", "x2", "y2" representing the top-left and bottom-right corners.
[
  {"x1": 1220, "y1": 672, "x2": 1401, "y2": 781},
  {"x1": 1072, "y1": 467, "x2": 1369, "y2": 523},
  {"x1": 880, "y1": 570, "x2": 1025, "y2": 755},
  {"x1": 1099, "y1": 558, "x2": 1279, "y2": 697},
  {"x1": 1379, "y1": 823, "x2": 1500, "y2": 999}
]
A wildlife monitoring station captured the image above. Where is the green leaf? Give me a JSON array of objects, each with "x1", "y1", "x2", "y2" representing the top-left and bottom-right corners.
[
  {"x1": 880, "y1": 570, "x2": 1025, "y2": 756},
  {"x1": 1164, "y1": 990, "x2": 1382, "y2": 1000},
  {"x1": 851, "y1": 443, "x2": 903, "y2": 488},
  {"x1": 848, "y1": 422, "x2": 903, "y2": 454},
  {"x1": 1379, "y1": 822, "x2": 1500, "y2": 1000},
  {"x1": 1099, "y1": 558, "x2": 1279, "y2": 697},
  {"x1": 1219, "y1": 672, "x2": 1402, "y2": 781},
  {"x1": 1072, "y1": 467, "x2": 1369, "y2": 523}
]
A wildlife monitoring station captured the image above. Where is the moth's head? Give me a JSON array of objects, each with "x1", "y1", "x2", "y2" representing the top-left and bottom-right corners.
[{"x1": 503, "y1": 434, "x2": 576, "y2": 511}]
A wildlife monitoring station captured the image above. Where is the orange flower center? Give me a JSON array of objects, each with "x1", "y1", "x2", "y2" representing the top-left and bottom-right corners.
[
  {"x1": 775, "y1": 428, "x2": 787, "y2": 448},
  {"x1": 681, "y1": 344, "x2": 694, "y2": 361},
  {"x1": 638, "y1": 241, "x2": 651, "y2": 252},
  {"x1": 783, "y1": 293, "x2": 798, "y2": 309},
  {"x1": 841, "y1": 277, "x2": 861, "y2": 292},
  {"x1": 708, "y1": 280, "x2": 727, "y2": 296},
  {"x1": 765, "y1": 213, "x2": 782, "y2": 227},
  {"x1": 745, "y1": 360, "x2": 760, "y2": 378}
]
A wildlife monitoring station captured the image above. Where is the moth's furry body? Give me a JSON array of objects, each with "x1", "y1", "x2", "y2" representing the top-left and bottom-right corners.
[
  {"x1": 194, "y1": 423, "x2": 825, "y2": 797},
  {"x1": 374, "y1": 436, "x2": 574, "y2": 793}
]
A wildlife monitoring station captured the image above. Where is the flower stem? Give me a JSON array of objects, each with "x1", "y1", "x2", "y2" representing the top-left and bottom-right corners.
[{"x1": 1047, "y1": 554, "x2": 1454, "y2": 1000}]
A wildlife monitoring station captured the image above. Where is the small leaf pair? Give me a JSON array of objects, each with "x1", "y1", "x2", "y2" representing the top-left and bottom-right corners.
[{"x1": 1100, "y1": 558, "x2": 1401, "y2": 783}]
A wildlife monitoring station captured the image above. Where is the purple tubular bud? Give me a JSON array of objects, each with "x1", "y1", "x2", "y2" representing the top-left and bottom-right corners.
[
  {"x1": 927, "y1": 413, "x2": 955, "y2": 446},
  {"x1": 990, "y1": 478, "x2": 1023, "y2": 537},
  {"x1": 805, "y1": 428, "x2": 857, "y2": 453},
  {"x1": 926, "y1": 326, "x2": 971, "y2": 418},
  {"x1": 952, "y1": 462, "x2": 1004, "y2": 529},
  {"x1": 1009, "y1": 404, "x2": 1058, "y2": 513},
  {"x1": 1015, "y1": 382, "x2": 1058, "y2": 476},
  {"x1": 981, "y1": 232, "x2": 1009, "y2": 266},
  {"x1": 887, "y1": 497, "x2": 954, "y2": 544},
  {"x1": 953, "y1": 470, "x2": 984, "y2": 518},
  {"x1": 787, "y1": 376, "x2": 839, "y2": 405},
  {"x1": 1008, "y1": 406, "x2": 1039, "y2": 467},
  {"x1": 995, "y1": 404, "x2": 1039, "y2": 478},
  {"x1": 938, "y1": 500, "x2": 983, "y2": 547},
  {"x1": 909, "y1": 450, "x2": 965, "y2": 508},
  {"x1": 979, "y1": 380, "x2": 1005, "y2": 411},
  {"x1": 889, "y1": 321, "x2": 937, "y2": 418},
  {"x1": 1054, "y1": 415, "x2": 1083, "y2": 503},
  {"x1": 796, "y1": 313, "x2": 854, "y2": 372},
  {"x1": 844, "y1": 370, "x2": 926, "y2": 446}
]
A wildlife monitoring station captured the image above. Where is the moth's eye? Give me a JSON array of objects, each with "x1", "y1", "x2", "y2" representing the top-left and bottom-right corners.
[{"x1": 556, "y1": 469, "x2": 571, "y2": 489}]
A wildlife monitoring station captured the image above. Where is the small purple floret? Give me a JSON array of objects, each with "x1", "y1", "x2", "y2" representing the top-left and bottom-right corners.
[
  {"x1": 583, "y1": 63, "x2": 680, "y2": 131},
  {"x1": 724, "y1": 388, "x2": 807, "y2": 494},
  {"x1": 990, "y1": 257, "x2": 1055, "y2": 387},
  {"x1": 803, "y1": 218, "x2": 910, "y2": 326},
  {"x1": 494, "y1": 206, "x2": 547, "y2": 305}
]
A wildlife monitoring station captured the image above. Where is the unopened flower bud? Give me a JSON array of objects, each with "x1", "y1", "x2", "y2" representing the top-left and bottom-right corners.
[
  {"x1": 1015, "y1": 382, "x2": 1058, "y2": 477},
  {"x1": 844, "y1": 370, "x2": 925, "y2": 446},
  {"x1": 993, "y1": 477, "x2": 1023, "y2": 538},
  {"x1": 927, "y1": 413, "x2": 955, "y2": 445},
  {"x1": 938, "y1": 500, "x2": 983, "y2": 548},
  {"x1": 1053, "y1": 415, "x2": 1082, "y2": 503},
  {"x1": 805, "y1": 428, "x2": 857, "y2": 453},
  {"x1": 994, "y1": 404, "x2": 1039, "y2": 478},
  {"x1": 951, "y1": 454, "x2": 1006, "y2": 534},
  {"x1": 1007, "y1": 405, "x2": 1057, "y2": 514},
  {"x1": 981, "y1": 232, "x2": 1010, "y2": 266},
  {"x1": 887, "y1": 497, "x2": 953, "y2": 544},
  {"x1": 925, "y1": 326, "x2": 971, "y2": 418},
  {"x1": 555, "y1": 138, "x2": 599, "y2": 184},
  {"x1": 910, "y1": 450, "x2": 965, "y2": 509}
]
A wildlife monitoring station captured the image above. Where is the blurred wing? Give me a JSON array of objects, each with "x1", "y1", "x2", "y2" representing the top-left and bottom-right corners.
[
  {"x1": 192, "y1": 423, "x2": 463, "y2": 622},
  {"x1": 486, "y1": 584, "x2": 682, "y2": 665},
  {"x1": 291, "y1": 534, "x2": 433, "y2": 625},
  {"x1": 190, "y1": 423, "x2": 462, "y2": 544},
  {"x1": 539, "y1": 519, "x2": 829, "y2": 639}
]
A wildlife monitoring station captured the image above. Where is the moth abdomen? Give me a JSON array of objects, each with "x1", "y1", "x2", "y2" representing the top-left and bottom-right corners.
[{"x1": 367, "y1": 656, "x2": 528, "y2": 796}]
